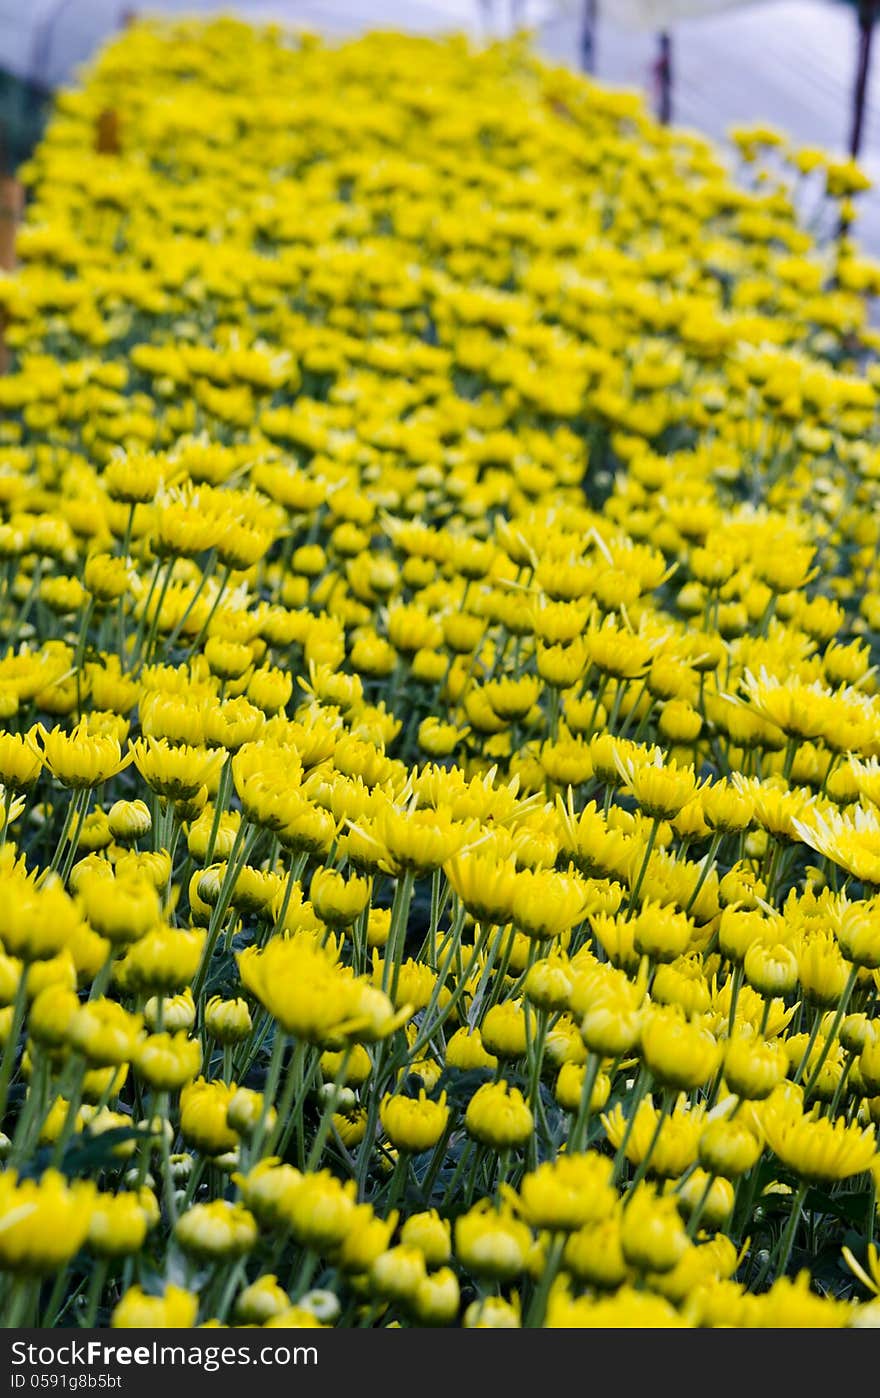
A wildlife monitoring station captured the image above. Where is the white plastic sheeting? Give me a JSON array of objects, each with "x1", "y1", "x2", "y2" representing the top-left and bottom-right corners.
[
  {"x1": 611, "y1": 0, "x2": 773, "y2": 27},
  {"x1": 0, "y1": 0, "x2": 791, "y2": 89},
  {"x1": 1, "y1": 0, "x2": 547, "y2": 89}
]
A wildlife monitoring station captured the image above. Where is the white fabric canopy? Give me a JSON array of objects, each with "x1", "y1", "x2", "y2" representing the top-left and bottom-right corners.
[
  {"x1": 610, "y1": 0, "x2": 775, "y2": 29},
  {"x1": 0, "y1": 0, "x2": 838, "y2": 89},
  {"x1": 2, "y1": 0, "x2": 543, "y2": 88}
]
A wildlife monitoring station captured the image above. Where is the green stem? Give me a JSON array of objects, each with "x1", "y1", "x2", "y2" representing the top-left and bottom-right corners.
[
  {"x1": 154, "y1": 1091, "x2": 178, "y2": 1226},
  {"x1": 0, "y1": 789, "x2": 13, "y2": 851},
  {"x1": 73, "y1": 596, "x2": 95, "y2": 721},
  {"x1": 39, "y1": 1268, "x2": 70, "y2": 1327},
  {"x1": 726, "y1": 963, "x2": 744, "y2": 1038},
  {"x1": 81, "y1": 1259, "x2": 109, "y2": 1328},
  {"x1": 188, "y1": 563, "x2": 233, "y2": 656},
  {"x1": 626, "y1": 1090, "x2": 672, "y2": 1195},
  {"x1": 267, "y1": 1039, "x2": 309, "y2": 1159},
  {"x1": 757, "y1": 1180, "x2": 808, "y2": 1286},
  {"x1": 203, "y1": 754, "x2": 233, "y2": 870},
  {"x1": 51, "y1": 1056, "x2": 87, "y2": 1168},
  {"x1": 137, "y1": 556, "x2": 174, "y2": 669},
  {"x1": 685, "y1": 1174, "x2": 715, "y2": 1240},
  {"x1": 164, "y1": 549, "x2": 217, "y2": 652},
  {"x1": 270, "y1": 852, "x2": 308, "y2": 939},
  {"x1": 525, "y1": 1234, "x2": 564, "y2": 1328},
  {"x1": 611, "y1": 1067, "x2": 650, "y2": 1186},
  {"x1": 247, "y1": 1029, "x2": 287, "y2": 1166},
  {"x1": 440, "y1": 1138, "x2": 475, "y2": 1210},
  {"x1": 801, "y1": 966, "x2": 858, "y2": 1098},
  {"x1": 192, "y1": 822, "x2": 256, "y2": 1004},
  {"x1": 399, "y1": 909, "x2": 481, "y2": 1066},
  {"x1": 10, "y1": 1050, "x2": 48, "y2": 1168},
  {"x1": 0, "y1": 974, "x2": 28, "y2": 1132},
  {"x1": 306, "y1": 1047, "x2": 351, "y2": 1172},
  {"x1": 45, "y1": 788, "x2": 81, "y2": 878},
  {"x1": 213, "y1": 1257, "x2": 247, "y2": 1325},
  {"x1": 384, "y1": 1151, "x2": 409, "y2": 1214},
  {"x1": 524, "y1": 1004, "x2": 548, "y2": 1159},
  {"x1": 58, "y1": 787, "x2": 92, "y2": 887},
  {"x1": 4, "y1": 1276, "x2": 38, "y2": 1328},
  {"x1": 791, "y1": 1012, "x2": 824, "y2": 1087},
  {"x1": 384, "y1": 869, "x2": 416, "y2": 1003},
  {"x1": 568, "y1": 1053, "x2": 600, "y2": 1153},
  {"x1": 684, "y1": 831, "x2": 722, "y2": 915},
  {"x1": 628, "y1": 816, "x2": 661, "y2": 912}
]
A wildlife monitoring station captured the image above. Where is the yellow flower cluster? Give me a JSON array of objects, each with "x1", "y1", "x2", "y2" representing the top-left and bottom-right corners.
[{"x1": 0, "y1": 17, "x2": 879, "y2": 1329}]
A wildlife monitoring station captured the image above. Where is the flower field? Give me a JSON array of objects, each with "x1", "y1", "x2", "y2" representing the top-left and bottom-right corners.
[{"x1": 1, "y1": 17, "x2": 880, "y2": 1329}]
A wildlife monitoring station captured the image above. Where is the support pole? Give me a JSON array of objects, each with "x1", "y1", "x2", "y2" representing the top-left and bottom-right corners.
[
  {"x1": 0, "y1": 177, "x2": 22, "y2": 273},
  {"x1": 580, "y1": 0, "x2": 598, "y2": 74},
  {"x1": 850, "y1": 0, "x2": 878, "y2": 160},
  {"x1": 0, "y1": 177, "x2": 23, "y2": 375},
  {"x1": 656, "y1": 31, "x2": 673, "y2": 126}
]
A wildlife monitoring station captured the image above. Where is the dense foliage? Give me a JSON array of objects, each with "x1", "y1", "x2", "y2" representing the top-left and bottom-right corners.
[{"x1": 0, "y1": 19, "x2": 879, "y2": 1328}]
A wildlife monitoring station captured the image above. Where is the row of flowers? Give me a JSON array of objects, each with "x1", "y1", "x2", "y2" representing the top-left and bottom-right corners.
[{"x1": 0, "y1": 18, "x2": 878, "y2": 1328}]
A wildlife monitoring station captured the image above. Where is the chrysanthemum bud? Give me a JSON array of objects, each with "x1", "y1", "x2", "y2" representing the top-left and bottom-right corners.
[
  {"x1": 369, "y1": 1245, "x2": 427, "y2": 1303},
  {"x1": 107, "y1": 799, "x2": 152, "y2": 844},
  {"x1": 743, "y1": 942, "x2": 798, "y2": 996},
  {"x1": 175, "y1": 1200, "x2": 256, "y2": 1260},
  {"x1": 380, "y1": 1090, "x2": 449, "y2": 1152},
  {"x1": 205, "y1": 996, "x2": 252, "y2": 1045},
  {"x1": 411, "y1": 1267, "x2": 460, "y2": 1325},
  {"x1": 400, "y1": 1211, "x2": 451, "y2": 1266},
  {"x1": 235, "y1": 1274, "x2": 290, "y2": 1324},
  {"x1": 564, "y1": 1215, "x2": 628, "y2": 1289},
  {"x1": 698, "y1": 1118, "x2": 763, "y2": 1179},
  {"x1": 676, "y1": 1169, "x2": 735, "y2": 1228},
  {"x1": 454, "y1": 1203, "x2": 532, "y2": 1281},
  {"x1": 464, "y1": 1080, "x2": 533, "y2": 1149},
  {"x1": 620, "y1": 1185, "x2": 690, "y2": 1273}
]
